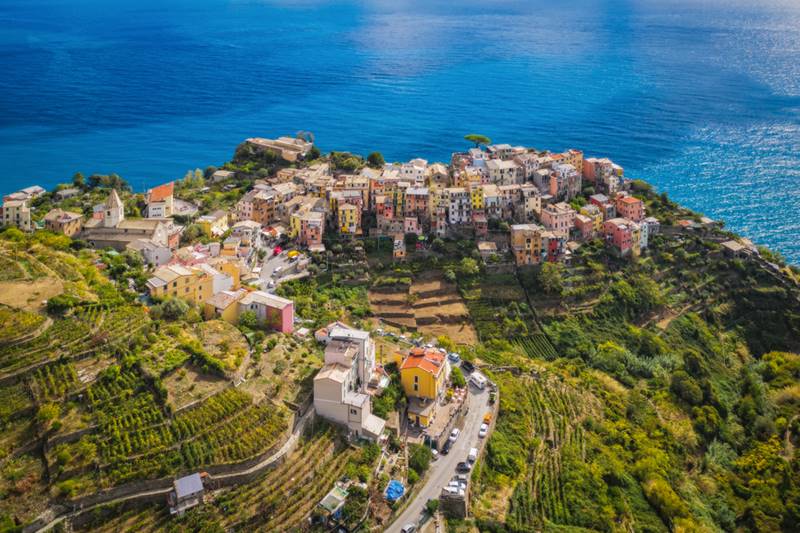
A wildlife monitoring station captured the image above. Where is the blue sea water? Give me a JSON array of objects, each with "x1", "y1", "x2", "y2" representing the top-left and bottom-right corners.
[{"x1": 0, "y1": 0, "x2": 798, "y2": 262}]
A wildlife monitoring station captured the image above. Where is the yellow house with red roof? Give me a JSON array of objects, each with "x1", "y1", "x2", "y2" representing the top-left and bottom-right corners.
[{"x1": 400, "y1": 348, "x2": 447, "y2": 427}]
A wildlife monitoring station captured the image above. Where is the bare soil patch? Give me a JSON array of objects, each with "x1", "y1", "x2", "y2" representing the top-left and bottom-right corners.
[
  {"x1": 164, "y1": 365, "x2": 229, "y2": 411},
  {"x1": 0, "y1": 278, "x2": 64, "y2": 312}
]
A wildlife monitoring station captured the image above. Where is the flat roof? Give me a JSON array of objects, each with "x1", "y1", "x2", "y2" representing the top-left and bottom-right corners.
[{"x1": 174, "y1": 473, "x2": 203, "y2": 499}]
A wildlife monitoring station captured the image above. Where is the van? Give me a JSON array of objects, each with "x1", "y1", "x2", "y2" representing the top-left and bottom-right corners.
[
  {"x1": 468, "y1": 447, "x2": 478, "y2": 463},
  {"x1": 470, "y1": 372, "x2": 488, "y2": 390}
]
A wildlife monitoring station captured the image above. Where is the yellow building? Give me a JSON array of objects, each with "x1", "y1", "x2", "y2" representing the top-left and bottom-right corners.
[
  {"x1": 197, "y1": 210, "x2": 229, "y2": 237},
  {"x1": 580, "y1": 205, "x2": 604, "y2": 233},
  {"x1": 470, "y1": 185, "x2": 484, "y2": 210},
  {"x1": 204, "y1": 288, "x2": 248, "y2": 322},
  {"x1": 510, "y1": 224, "x2": 544, "y2": 266},
  {"x1": 289, "y1": 211, "x2": 302, "y2": 238},
  {"x1": 400, "y1": 348, "x2": 447, "y2": 427},
  {"x1": 631, "y1": 224, "x2": 642, "y2": 259},
  {"x1": 338, "y1": 203, "x2": 361, "y2": 235},
  {"x1": 208, "y1": 258, "x2": 241, "y2": 290},
  {"x1": 146, "y1": 264, "x2": 213, "y2": 305}
]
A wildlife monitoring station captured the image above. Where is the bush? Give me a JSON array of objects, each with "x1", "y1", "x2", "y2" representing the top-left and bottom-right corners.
[
  {"x1": 451, "y1": 367, "x2": 466, "y2": 388},
  {"x1": 408, "y1": 444, "x2": 433, "y2": 477}
]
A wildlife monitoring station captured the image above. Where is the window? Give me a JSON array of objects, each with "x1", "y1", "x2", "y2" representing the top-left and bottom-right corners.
[{"x1": 350, "y1": 408, "x2": 358, "y2": 415}]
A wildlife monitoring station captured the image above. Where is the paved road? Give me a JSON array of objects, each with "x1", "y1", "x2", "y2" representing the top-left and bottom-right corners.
[
  {"x1": 258, "y1": 252, "x2": 295, "y2": 291},
  {"x1": 386, "y1": 386, "x2": 491, "y2": 533}
]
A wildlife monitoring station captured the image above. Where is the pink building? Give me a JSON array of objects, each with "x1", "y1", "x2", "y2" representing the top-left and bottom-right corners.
[
  {"x1": 405, "y1": 187, "x2": 429, "y2": 220},
  {"x1": 539, "y1": 202, "x2": 575, "y2": 238},
  {"x1": 404, "y1": 216, "x2": 420, "y2": 235},
  {"x1": 239, "y1": 291, "x2": 294, "y2": 333},
  {"x1": 603, "y1": 218, "x2": 634, "y2": 255},
  {"x1": 615, "y1": 195, "x2": 644, "y2": 222},
  {"x1": 299, "y1": 211, "x2": 325, "y2": 247},
  {"x1": 574, "y1": 214, "x2": 595, "y2": 241}
]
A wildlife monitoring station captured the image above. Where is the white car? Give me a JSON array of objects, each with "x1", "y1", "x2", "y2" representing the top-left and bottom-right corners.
[
  {"x1": 479, "y1": 423, "x2": 489, "y2": 438},
  {"x1": 449, "y1": 428, "x2": 460, "y2": 443}
]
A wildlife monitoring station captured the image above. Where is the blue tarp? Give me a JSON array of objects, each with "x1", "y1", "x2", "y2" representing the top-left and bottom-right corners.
[{"x1": 385, "y1": 479, "x2": 405, "y2": 502}]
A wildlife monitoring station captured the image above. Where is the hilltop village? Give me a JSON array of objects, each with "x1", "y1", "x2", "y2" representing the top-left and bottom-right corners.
[{"x1": 0, "y1": 135, "x2": 799, "y2": 532}]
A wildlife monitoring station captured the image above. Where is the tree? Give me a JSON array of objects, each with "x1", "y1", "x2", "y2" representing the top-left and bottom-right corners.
[
  {"x1": 408, "y1": 444, "x2": 433, "y2": 476},
  {"x1": 159, "y1": 298, "x2": 190, "y2": 320},
  {"x1": 404, "y1": 232, "x2": 418, "y2": 247},
  {"x1": 367, "y1": 151, "x2": 385, "y2": 168},
  {"x1": 307, "y1": 146, "x2": 321, "y2": 160},
  {"x1": 72, "y1": 172, "x2": 85, "y2": 189},
  {"x1": 671, "y1": 370, "x2": 703, "y2": 405},
  {"x1": 426, "y1": 498, "x2": 440, "y2": 515},
  {"x1": 451, "y1": 367, "x2": 466, "y2": 388},
  {"x1": 464, "y1": 133, "x2": 492, "y2": 148},
  {"x1": 37, "y1": 403, "x2": 60, "y2": 430},
  {"x1": 238, "y1": 310, "x2": 259, "y2": 330},
  {"x1": 539, "y1": 263, "x2": 564, "y2": 295},
  {"x1": 458, "y1": 257, "x2": 480, "y2": 277}
]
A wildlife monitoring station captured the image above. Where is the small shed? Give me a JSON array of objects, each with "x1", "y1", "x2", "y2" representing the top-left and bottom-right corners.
[
  {"x1": 721, "y1": 240, "x2": 746, "y2": 259},
  {"x1": 319, "y1": 485, "x2": 349, "y2": 515},
  {"x1": 169, "y1": 472, "x2": 205, "y2": 515}
]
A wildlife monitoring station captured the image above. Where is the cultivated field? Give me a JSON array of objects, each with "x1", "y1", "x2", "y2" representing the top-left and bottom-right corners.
[{"x1": 368, "y1": 271, "x2": 478, "y2": 344}]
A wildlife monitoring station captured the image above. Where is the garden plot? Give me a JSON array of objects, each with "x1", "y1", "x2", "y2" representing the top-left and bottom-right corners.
[
  {"x1": 369, "y1": 271, "x2": 478, "y2": 344},
  {"x1": 164, "y1": 365, "x2": 228, "y2": 411}
]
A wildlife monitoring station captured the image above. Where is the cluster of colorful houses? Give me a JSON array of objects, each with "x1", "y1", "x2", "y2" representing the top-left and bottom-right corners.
[{"x1": 3, "y1": 137, "x2": 665, "y2": 269}]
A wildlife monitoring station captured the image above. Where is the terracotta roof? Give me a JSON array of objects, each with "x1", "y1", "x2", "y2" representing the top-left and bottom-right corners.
[
  {"x1": 619, "y1": 196, "x2": 641, "y2": 204},
  {"x1": 401, "y1": 348, "x2": 445, "y2": 376},
  {"x1": 148, "y1": 182, "x2": 174, "y2": 202}
]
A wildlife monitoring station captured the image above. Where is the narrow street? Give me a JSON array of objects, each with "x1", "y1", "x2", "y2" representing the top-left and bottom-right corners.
[{"x1": 386, "y1": 386, "x2": 491, "y2": 533}]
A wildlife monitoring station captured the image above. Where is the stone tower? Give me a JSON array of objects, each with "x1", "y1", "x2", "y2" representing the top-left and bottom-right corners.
[{"x1": 104, "y1": 189, "x2": 124, "y2": 228}]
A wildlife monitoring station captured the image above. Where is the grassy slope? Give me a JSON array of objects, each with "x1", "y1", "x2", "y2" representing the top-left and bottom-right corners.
[{"x1": 470, "y1": 203, "x2": 800, "y2": 531}]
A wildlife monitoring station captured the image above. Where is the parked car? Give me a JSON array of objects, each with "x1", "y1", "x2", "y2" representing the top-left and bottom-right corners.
[
  {"x1": 461, "y1": 361, "x2": 475, "y2": 373},
  {"x1": 483, "y1": 412, "x2": 492, "y2": 424},
  {"x1": 479, "y1": 423, "x2": 489, "y2": 438},
  {"x1": 268, "y1": 280, "x2": 275, "y2": 288},
  {"x1": 449, "y1": 428, "x2": 460, "y2": 443},
  {"x1": 447, "y1": 352, "x2": 461, "y2": 363},
  {"x1": 441, "y1": 440, "x2": 452, "y2": 455},
  {"x1": 456, "y1": 461, "x2": 471, "y2": 473},
  {"x1": 425, "y1": 343, "x2": 434, "y2": 349},
  {"x1": 431, "y1": 449, "x2": 439, "y2": 460},
  {"x1": 400, "y1": 524, "x2": 416, "y2": 533}
]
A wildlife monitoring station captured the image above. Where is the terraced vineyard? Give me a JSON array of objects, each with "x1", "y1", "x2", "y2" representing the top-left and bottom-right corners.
[
  {"x1": 82, "y1": 425, "x2": 355, "y2": 532},
  {"x1": 513, "y1": 334, "x2": 558, "y2": 360},
  {"x1": 480, "y1": 372, "x2": 599, "y2": 532},
  {"x1": 0, "y1": 306, "x2": 45, "y2": 345},
  {"x1": 464, "y1": 272, "x2": 542, "y2": 342},
  {"x1": 50, "y1": 383, "x2": 290, "y2": 490},
  {"x1": 0, "y1": 305, "x2": 149, "y2": 377}
]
